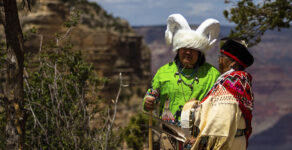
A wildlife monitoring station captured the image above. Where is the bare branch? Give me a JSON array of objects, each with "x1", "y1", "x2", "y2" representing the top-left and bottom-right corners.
[
  {"x1": 105, "y1": 72, "x2": 127, "y2": 150},
  {"x1": 23, "y1": 68, "x2": 46, "y2": 132},
  {"x1": 56, "y1": 27, "x2": 73, "y2": 47},
  {"x1": 38, "y1": 34, "x2": 43, "y2": 52}
]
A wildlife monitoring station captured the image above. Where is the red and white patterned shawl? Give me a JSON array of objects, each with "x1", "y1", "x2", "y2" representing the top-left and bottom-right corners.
[{"x1": 201, "y1": 70, "x2": 254, "y2": 144}]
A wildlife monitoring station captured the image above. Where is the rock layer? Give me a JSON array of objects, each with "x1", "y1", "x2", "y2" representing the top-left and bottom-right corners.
[{"x1": 7, "y1": 0, "x2": 151, "y2": 100}]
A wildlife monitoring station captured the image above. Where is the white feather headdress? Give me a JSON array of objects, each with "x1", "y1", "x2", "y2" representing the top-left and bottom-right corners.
[{"x1": 165, "y1": 14, "x2": 220, "y2": 54}]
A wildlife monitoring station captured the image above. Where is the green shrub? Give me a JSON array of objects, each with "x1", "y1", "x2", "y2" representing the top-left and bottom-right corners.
[{"x1": 121, "y1": 113, "x2": 155, "y2": 150}]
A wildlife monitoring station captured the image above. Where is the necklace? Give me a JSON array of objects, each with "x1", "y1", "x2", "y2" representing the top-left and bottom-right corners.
[
  {"x1": 180, "y1": 68, "x2": 196, "y2": 78},
  {"x1": 177, "y1": 72, "x2": 198, "y2": 90},
  {"x1": 175, "y1": 62, "x2": 199, "y2": 90}
]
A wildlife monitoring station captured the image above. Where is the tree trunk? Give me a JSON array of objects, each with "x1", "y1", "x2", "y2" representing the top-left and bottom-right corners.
[{"x1": 2, "y1": 0, "x2": 26, "y2": 149}]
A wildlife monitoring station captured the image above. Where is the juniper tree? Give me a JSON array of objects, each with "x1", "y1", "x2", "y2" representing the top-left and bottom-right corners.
[{"x1": 224, "y1": 0, "x2": 292, "y2": 47}]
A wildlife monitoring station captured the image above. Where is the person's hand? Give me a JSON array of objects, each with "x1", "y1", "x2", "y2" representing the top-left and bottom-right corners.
[
  {"x1": 190, "y1": 99, "x2": 199, "y2": 109},
  {"x1": 184, "y1": 137, "x2": 196, "y2": 149},
  {"x1": 144, "y1": 96, "x2": 156, "y2": 111}
]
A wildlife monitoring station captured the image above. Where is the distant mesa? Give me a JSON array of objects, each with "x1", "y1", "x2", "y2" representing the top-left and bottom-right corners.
[{"x1": 248, "y1": 113, "x2": 292, "y2": 150}]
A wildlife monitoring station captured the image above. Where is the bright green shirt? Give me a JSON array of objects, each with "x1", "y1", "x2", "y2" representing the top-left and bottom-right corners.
[{"x1": 144, "y1": 61, "x2": 220, "y2": 120}]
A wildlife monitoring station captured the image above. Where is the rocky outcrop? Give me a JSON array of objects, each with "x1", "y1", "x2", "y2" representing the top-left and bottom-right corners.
[{"x1": 12, "y1": 0, "x2": 151, "y2": 100}]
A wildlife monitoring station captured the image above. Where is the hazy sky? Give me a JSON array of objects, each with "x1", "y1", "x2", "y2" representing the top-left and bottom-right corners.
[{"x1": 89, "y1": 0, "x2": 236, "y2": 26}]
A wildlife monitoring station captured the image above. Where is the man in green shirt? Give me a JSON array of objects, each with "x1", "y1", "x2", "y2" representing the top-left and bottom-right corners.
[
  {"x1": 143, "y1": 13, "x2": 221, "y2": 149},
  {"x1": 144, "y1": 50, "x2": 220, "y2": 122}
]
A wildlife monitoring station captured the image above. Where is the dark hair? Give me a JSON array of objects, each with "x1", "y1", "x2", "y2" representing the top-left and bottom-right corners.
[
  {"x1": 197, "y1": 52, "x2": 206, "y2": 66},
  {"x1": 232, "y1": 62, "x2": 245, "y2": 71},
  {"x1": 174, "y1": 50, "x2": 206, "y2": 67}
]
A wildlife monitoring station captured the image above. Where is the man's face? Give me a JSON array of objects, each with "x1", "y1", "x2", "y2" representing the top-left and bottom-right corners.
[
  {"x1": 218, "y1": 54, "x2": 232, "y2": 74},
  {"x1": 178, "y1": 48, "x2": 199, "y2": 68}
]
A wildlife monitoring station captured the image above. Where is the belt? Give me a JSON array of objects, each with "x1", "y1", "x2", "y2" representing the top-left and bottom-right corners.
[
  {"x1": 235, "y1": 129, "x2": 246, "y2": 137},
  {"x1": 198, "y1": 129, "x2": 246, "y2": 144}
]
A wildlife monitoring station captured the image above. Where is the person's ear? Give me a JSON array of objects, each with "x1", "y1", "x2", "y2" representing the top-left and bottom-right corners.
[{"x1": 229, "y1": 61, "x2": 237, "y2": 69}]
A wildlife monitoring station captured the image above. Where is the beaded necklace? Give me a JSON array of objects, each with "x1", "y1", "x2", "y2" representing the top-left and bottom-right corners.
[{"x1": 175, "y1": 61, "x2": 199, "y2": 90}]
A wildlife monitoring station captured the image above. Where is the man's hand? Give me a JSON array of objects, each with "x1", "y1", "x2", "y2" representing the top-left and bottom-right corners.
[
  {"x1": 189, "y1": 99, "x2": 199, "y2": 109},
  {"x1": 144, "y1": 96, "x2": 156, "y2": 111},
  {"x1": 184, "y1": 137, "x2": 196, "y2": 149}
]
